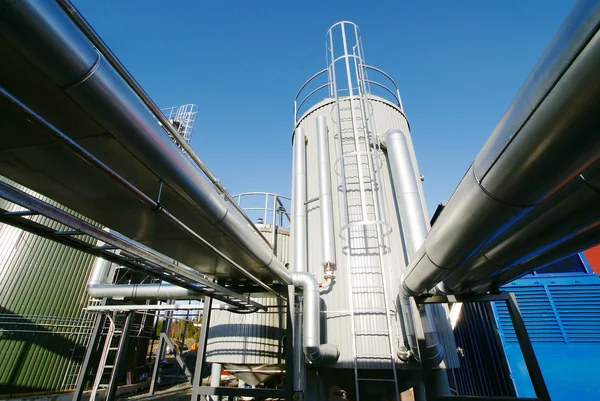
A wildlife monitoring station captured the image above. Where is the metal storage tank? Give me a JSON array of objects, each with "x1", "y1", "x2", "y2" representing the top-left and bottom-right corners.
[
  {"x1": 205, "y1": 193, "x2": 290, "y2": 386},
  {"x1": 291, "y1": 22, "x2": 457, "y2": 399},
  {"x1": 0, "y1": 177, "x2": 100, "y2": 395}
]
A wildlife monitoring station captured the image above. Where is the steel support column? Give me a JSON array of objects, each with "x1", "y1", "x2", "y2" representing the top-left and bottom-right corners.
[
  {"x1": 191, "y1": 296, "x2": 213, "y2": 401},
  {"x1": 150, "y1": 301, "x2": 174, "y2": 395}
]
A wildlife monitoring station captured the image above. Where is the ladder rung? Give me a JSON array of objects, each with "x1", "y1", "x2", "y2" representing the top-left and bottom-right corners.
[
  {"x1": 53, "y1": 230, "x2": 81, "y2": 236},
  {"x1": 108, "y1": 347, "x2": 119, "y2": 351},
  {"x1": 103, "y1": 365, "x2": 114, "y2": 369},
  {"x1": 352, "y1": 286, "x2": 384, "y2": 290},
  {"x1": 357, "y1": 378, "x2": 396, "y2": 382},
  {"x1": 354, "y1": 330, "x2": 390, "y2": 335},
  {"x1": 356, "y1": 355, "x2": 392, "y2": 359},
  {"x1": 354, "y1": 308, "x2": 388, "y2": 314}
]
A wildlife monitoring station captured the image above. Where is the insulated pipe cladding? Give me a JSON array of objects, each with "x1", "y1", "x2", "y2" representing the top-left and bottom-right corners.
[
  {"x1": 87, "y1": 257, "x2": 205, "y2": 300},
  {"x1": 291, "y1": 127, "x2": 339, "y2": 386},
  {"x1": 442, "y1": 162, "x2": 600, "y2": 293},
  {"x1": 403, "y1": 0, "x2": 600, "y2": 296},
  {"x1": 383, "y1": 129, "x2": 443, "y2": 366},
  {"x1": 291, "y1": 127, "x2": 308, "y2": 391},
  {"x1": 291, "y1": 272, "x2": 340, "y2": 364},
  {"x1": 316, "y1": 116, "x2": 336, "y2": 280},
  {"x1": 0, "y1": 0, "x2": 292, "y2": 287}
]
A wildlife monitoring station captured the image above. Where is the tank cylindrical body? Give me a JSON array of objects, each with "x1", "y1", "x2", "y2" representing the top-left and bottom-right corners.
[
  {"x1": 297, "y1": 96, "x2": 419, "y2": 369},
  {"x1": 205, "y1": 193, "x2": 290, "y2": 385},
  {"x1": 291, "y1": 22, "x2": 457, "y2": 399}
]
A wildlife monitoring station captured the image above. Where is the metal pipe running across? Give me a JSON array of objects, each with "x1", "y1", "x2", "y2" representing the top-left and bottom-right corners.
[
  {"x1": 54, "y1": 0, "x2": 271, "y2": 248},
  {"x1": 403, "y1": 0, "x2": 600, "y2": 296},
  {"x1": 0, "y1": 0, "x2": 292, "y2": 288}
]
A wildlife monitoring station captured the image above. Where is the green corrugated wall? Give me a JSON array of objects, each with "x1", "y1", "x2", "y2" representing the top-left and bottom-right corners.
[{"x1": 0, "y1": 178, "x2": 99, "y2": 395}]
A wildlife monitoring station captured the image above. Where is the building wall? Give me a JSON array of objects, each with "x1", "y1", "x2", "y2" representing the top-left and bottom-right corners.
[{"x1": 0, "y1": 179, "x2": 98, "y2": 395}]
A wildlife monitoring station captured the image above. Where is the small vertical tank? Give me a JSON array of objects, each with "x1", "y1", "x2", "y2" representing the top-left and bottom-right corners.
[{"x1": 205, "y1": 193, "x2": 291, "y2": 386}]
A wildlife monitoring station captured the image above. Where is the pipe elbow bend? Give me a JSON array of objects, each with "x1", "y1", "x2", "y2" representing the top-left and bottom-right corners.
[
  {"x1": 86, "y1": 284, "x2": 99, "y2": 298},
  {"x1": 382, "y1": 128, "x2": 407, "y2": 147},
  {"x1": 304, "y1": 344, "x2": 340, "y2": 365}
]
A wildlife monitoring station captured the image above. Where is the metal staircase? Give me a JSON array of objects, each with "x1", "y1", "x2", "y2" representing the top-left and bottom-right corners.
[{"x1": 90, "y1": 314, "x2": 121, "y2": 401}]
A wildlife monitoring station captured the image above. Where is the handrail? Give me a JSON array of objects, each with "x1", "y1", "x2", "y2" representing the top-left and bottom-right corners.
[
  {"x1": 56, "y1": 0, "x2": 270, "y2": 247},
  {"x1": 293, "y1": 62, "x2": 405, "y2": 126},
  {"x1": 294, "y1": 69, "x2": 329, "y2": 124},
  {"x1": 364, "y1": 80, "x2": 400, "y2": 105},
  {"x1": 233, "y1": 192, "x2": 291, "y2": 229}
]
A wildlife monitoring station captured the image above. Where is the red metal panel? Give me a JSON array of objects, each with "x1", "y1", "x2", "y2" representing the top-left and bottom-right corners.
[{"x1": 584, "y1": 245, "x2": 600, "y2": 274}]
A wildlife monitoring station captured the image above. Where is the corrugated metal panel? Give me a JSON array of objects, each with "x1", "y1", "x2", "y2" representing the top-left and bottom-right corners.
[
  {"x1": 206, "y1": 297, "x2": 285, "y2": 366},
  {"x1": 295, "y1": 96, "x2": 457, "y2": 371},
  {"x1": 0, "y1": 178, "x2": 99, "y2": 394},
  {"x1": 494, "y1": 279, "x2": 600, "y2": 344},
  {"x1": 494, "y1": 275, "x2": 600, "y2": 399},
  {"x1": 203, "y1": 225, "x2": 289, "y2": 366},
  {"x1": 299, "y1": 98, "x2": 405, "y2": 369},
  {"x1": 257, "y1": 226, "x2": 290, "y2": 266},
  {"x1": 494, "y1": 286, "x2": 564, "y2": 343},
  {"x1": 549, "y1": 284, "x2": 600, "y2": 343},
  {"x1": 451, "y1": 302, "x2": 516, "y2": 397}
]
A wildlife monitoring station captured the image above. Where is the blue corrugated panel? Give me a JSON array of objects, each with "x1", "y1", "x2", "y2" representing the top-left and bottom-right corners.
[
  {"x1": 494, "y1": 286, "x2": 565, "y2": 343},
  {"x1": 494, "y1": 273, "x2": 600, "y2": 400},
  {"x1": 550, "y1": 284, "x2": 600, "y2": 343}
]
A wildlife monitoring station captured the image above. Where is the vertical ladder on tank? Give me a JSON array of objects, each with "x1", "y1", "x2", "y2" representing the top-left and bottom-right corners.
[
  {"x1": 90, "y1": 314, "x2": 121, "y2": 401},
  {"x1": 332, "y1": 33, "x2": 400, "y2": 401}
]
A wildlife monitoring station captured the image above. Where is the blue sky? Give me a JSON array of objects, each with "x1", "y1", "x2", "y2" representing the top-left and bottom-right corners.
[{"x1": 72, "y1": 0, "x2": 572, "y2": 215}]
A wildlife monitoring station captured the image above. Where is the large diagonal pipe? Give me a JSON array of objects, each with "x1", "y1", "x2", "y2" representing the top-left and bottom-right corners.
[
  {"x1": 442, "y1": 162, "x2": 600, "y2": 293},
  {"x1": 0, "y1": 0, "x2": 292, "y2": 286},
  {"x1": 403, "y1": 0, "x2": 600, "y2": 295}
]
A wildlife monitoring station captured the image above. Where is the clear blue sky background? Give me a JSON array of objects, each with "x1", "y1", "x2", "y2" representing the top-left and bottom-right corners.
[{"x1": 72, "y1": 0, "x2": 572, "y2": 215}]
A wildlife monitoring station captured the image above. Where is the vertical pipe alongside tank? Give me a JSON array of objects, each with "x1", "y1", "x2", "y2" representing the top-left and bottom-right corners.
[
  {"x1": 383, "y1": 129, "x2": 450, "y2": 396},
  {"x1": 316, "y1": 116, "x2": 336, "y2": 280},
  {"x1": 210, "y1": 363, "x2": 222, "y2": 401},
  {"x1": 291, "y1": 128, "x2": 307, "y2": 391}
]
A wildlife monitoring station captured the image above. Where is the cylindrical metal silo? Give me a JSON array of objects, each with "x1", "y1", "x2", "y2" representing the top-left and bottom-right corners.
[
  {"x1": 292, "y1": 22, "x2": 457, "y2": 400},
  {"x1": 205, "y1": 193, "x2": 290, "y2": 386}
]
